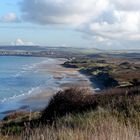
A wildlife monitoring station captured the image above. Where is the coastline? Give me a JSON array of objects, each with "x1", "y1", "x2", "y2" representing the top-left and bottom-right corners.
[
  {"x1": 21, "y1": 58, "x2": 94, "y2": 109},
  {"x1": 0, "y1": 58, "x2": 94, "y2": 120}
]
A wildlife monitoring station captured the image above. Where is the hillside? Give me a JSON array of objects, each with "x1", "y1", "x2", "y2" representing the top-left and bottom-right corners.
[
  {"x1": 0, "y1": 51, "x2": 140, "y2": 140},
  {"x1": 0, "y1": 86, "x2": 139, "y2": 140}
]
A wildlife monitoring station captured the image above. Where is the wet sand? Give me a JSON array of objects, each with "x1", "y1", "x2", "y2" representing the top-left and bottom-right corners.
[
  {"x1": 21, "y1": 58, "x2": 93, "y2": 106},
  {"x1": 0, "y1": 58, "x2": 94, "y2": 119},
  {"x1": 19, "y1": 59, "x2": 93, "y2": 110}
]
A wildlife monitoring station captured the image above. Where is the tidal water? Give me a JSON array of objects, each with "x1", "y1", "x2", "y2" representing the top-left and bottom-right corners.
[
  {"x1": 0, "y1": 56, "x2": 59, "y2": 119},
  {"x1": 0, "y1": 56, "x2": 92, "y2": 120},
  {"x1": 0, "y1": 56, "x2": 54, "y2": 102}
]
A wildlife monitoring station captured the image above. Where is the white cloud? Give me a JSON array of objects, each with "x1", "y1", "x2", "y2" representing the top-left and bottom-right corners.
[
  {"x1": 80, "y1": 1, "x2": 140, "y2": 49},
  {"x1": 15, "y1": 38, "x2": 25, "y2": 45},
  {"x1": 19, "y1": 0, "x2": 140, "y2": 49},
  {"x1": 87, "y1": 10, "x2": 140, "y2": 43},
  {"x1": 0, "y1": 13, "x2": 19, "y2": 23},
  {"x1": 15, "y1": 38, "x2": 34, "y2": 46},
  {"x1": 20, "y1": 0, "x2": 109, "y2": 25},
  {"x1": 110, "y1": 0, "x2": 140, "y2": 11}
]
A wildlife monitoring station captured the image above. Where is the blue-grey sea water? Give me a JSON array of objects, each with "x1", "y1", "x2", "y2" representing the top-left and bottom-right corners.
[
  {"x1": 0, "y1": 56, "x2": 59, "y2": 119},
  {"x1": 0, "y1": 56, "x2": 52, "y2": 102},
  {"x1": 0, "y1": 56, "x2": 92, "y2": 120}
]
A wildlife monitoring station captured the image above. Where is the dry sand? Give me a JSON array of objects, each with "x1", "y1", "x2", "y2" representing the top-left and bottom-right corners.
[
  {"x1": 23, "y1": 58, "x2": 93, "y2": 103},
  {"x1": 0, "y1": 58, "x2": 94, "y2": 118}
]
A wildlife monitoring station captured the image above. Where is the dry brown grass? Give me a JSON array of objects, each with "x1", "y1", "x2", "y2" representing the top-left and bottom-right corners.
[
  {"x1": 26, "y1": 119, "x2": 139, "y2": 140},
  {"x1": 41, "y1": 86, "x2": 140, "y2": 124},
  {"x1": 1, "y1": 110, "x2": 139, "y2": 140},
  {"x1": 0, "y1": 86, "x2": 140, "y2": 140}
]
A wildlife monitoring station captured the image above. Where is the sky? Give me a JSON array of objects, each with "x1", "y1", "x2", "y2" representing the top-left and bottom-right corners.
[{"x1": 0, "y1": 0, "x2": 140, "y2": 50}]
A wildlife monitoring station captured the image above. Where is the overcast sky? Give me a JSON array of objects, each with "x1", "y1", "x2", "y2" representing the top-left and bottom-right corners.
[{"x1": 0, "y1": 0, "x2": 140, "y2": 49}]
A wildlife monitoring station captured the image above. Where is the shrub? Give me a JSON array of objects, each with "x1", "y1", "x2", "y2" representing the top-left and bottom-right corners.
[{"x1": 41, "y1": 86, "x2": 140, "y2": 125}]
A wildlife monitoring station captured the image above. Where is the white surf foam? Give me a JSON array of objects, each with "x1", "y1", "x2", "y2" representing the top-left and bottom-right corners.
[{"x1": 0, "y1": 86, "x2": 42, "y2": 103}]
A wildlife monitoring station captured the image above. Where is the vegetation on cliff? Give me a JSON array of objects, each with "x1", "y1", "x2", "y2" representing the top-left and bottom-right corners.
[{"x1": 0, "y1": 86, "x2": 139, "y2": 140}]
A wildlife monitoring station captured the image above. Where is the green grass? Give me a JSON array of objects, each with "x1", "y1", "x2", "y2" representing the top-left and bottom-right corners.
[
  {"x1": 0, "y1": 87, "x2": 140, "y2": 140},
  {"x1": 63, "y1": 58, "x2": 140, "y2": 88}
]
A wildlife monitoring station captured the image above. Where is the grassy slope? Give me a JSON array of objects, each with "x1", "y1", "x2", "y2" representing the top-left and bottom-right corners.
[
  {"x1": 63, "y1": 58, "x2": 140, "y2": 88},
  {"x1": 0, "y1": 87, "x2": 140, "y2": 140},
  {"x1": 0, "y1": 55, "x2": 140, "y2": 140},
  {"x1": 21, "y1": 109, "x2": 139, "y2": 140}
]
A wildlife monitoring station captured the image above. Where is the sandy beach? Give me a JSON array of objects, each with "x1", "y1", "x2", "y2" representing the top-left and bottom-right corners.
[
  {"x1": 0, "y1": 58, "x2": 93, "y2": 119},
  {"x1": 21, "y1": 58, "x2": 93, "y2": 109}
]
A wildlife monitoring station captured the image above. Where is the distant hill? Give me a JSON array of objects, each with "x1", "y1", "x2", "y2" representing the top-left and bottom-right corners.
[
  {"x1": 0, "y1": 46, "x2": 48, "y2": 52},
  {"x1": 0, "y1": 46, "x2": 140, "y2": 55}
]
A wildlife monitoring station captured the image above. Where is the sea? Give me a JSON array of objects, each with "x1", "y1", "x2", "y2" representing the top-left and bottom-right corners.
[
  {"x1": 0, "y1": 55, "x2": 93, "y2": 120},
  {"x1": 0, "y1": 56, "x2": 61, "y2": 119}
]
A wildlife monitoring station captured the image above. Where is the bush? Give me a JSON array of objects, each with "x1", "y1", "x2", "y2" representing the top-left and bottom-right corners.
[
  {"x1": 41, "y1": 86, "x2": 140, "y2": 125},
  {"x1": 41, "y1": 88, "x2": 97, "y2": 123}
]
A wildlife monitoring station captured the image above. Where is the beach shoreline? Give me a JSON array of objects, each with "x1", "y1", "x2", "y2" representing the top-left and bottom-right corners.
[
  {"x1": 20, "y1": 58, "x2": 95, "y2": 109},
  {"x1": 0, "y1": 58, "x2": 95, "y2": 120}
]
